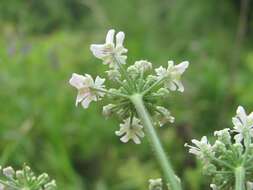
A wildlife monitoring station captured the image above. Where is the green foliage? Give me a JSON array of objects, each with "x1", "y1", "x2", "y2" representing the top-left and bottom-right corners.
[{"x1": 0, "y1": 0, "x2": 253, "y2": 189}]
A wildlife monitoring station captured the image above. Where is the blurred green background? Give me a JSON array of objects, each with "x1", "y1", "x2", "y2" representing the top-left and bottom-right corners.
[{"x1": 0, "y1": 0, "x2": 253, "y2": 189}]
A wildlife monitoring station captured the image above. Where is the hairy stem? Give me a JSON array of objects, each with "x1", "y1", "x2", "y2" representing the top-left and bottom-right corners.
[
  {"x1": 235, "y1": 166, "x2": 245, "y2": 190},
  {"x1": 130, "y1": 93, "x2": 182, "y2": 190}
]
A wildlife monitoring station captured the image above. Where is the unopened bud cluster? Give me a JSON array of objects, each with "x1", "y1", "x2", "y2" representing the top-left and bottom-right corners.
[
  {"x1": 0, "y1": 165, "x2": 56, "y2": 190},
  {"x1": 185, "y1": 106, "x2": 253, "y2": 189},
  {"x1": 69, "y1": 29, "x2": 189, "y2": 144},
  {"x1": 149, "y1": 178, "x2": 163, "y2": 190}
]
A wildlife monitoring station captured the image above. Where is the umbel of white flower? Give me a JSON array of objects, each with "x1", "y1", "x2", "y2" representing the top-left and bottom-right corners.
[
  {"x1": 185, "y1": 105, "x2": 253, "y2": 190},
  {"x1": 69, "y1": 29, "x2": 189, "y2": 144},
  {"x1": 0, "y1": 165, "x2": 56, "y2": 190}
]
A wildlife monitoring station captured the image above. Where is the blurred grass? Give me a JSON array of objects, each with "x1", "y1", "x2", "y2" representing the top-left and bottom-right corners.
[{"x1": 0, "y1": 0, "x2": 253, "y2": 189}]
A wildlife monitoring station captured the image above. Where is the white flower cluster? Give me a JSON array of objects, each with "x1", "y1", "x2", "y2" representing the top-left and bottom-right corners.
[
  {"x1": 0, "y1": 165, "x2": 56, "y2": 190},
  {"x1": 69, "y1": 29, "x2": 189, "y2": 144},
  {"x1": 185, "y1": 106, "x2": 253, "y2": 189}
]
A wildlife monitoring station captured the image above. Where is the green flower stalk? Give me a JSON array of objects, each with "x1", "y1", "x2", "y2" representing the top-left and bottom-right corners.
[
  {"x1": 185, "y1": 106, "x2": 253, "y2": 190},
  {"x1": 69, "y1": 29, "x2": 189, "y2": 190},
  {"x1": 0, "y1": 164, "x2": 56, "y2": 190}
]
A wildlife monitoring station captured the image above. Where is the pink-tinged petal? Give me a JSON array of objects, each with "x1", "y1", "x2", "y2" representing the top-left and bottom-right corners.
[
  {"x1": 116, "y1": 31, "x2": 125, "y2": 47},
  {"x1": 69, "y1": 73, "x2": 85, "y2": 89},
  {"x1": 175, "y1": 61, "x2": 189, "y2": 74},
  {"x1": 76, "y1": 90, "x2": 90, "y2": 106},
  {"x1": 105, "y1": 29, "x2": 115, "y2": 44},
  {"x1": 81, "y1": 97, "x2": 93, "y2": 109},
  {"x1": 90, "y1": 44, "x2": 107, "y2": 58}
]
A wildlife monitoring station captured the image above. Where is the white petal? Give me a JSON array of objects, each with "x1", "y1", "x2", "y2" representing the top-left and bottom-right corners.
[
  {"x1": 115, "y1": 129, "x2": 125, "y2": 136},
  {"x1": 201, "y1": 136, "x2": 208, "y2": 144},
  {"x1": 175, "y1": 61, "x2": 189, "y2": 74},
  {"x1": 136, "y1": 130, "x2": 145, "y2": 138},
  {"x1": 116, "y1": 31, "x2": 125, "y2": 47},
  {"x1": 95, "y1": 76, "x2": 105, "y2": 87},
  {"x1": 132, "y1": 135, "x2": 141, "y2": 144},
  {"x1": 167, "y1": 82, "x2": 177, "y2": 91},
  {"x1": 105, "y1": 29, "x2": 115, "y2": 44},
  {"x1": 120, "y1": 135, "x2": 129, "y2": 143},
  {"x1": 69, "y1": 73, "x2": 85, "y2": 89},
  {"x1": 232, "y1": 117, "x2": 243, "y2": 128},
  {"x1": 234, "y1": 134, "x2": 243, "y2": 143},
  {"x1": 174, "y1": 80, "x2": 184, "y2": 92},
  {"x1": 237, "y1": 106, "x2": 247, "y2": 125}
]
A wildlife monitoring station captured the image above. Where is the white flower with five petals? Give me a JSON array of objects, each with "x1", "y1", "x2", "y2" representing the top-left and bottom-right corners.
[
  {"x1": 232, "y1": 106, "x2": 253, "y2": 143},
  {"x1": 90, "y1": 29, "x2": 128, "y2": 68},
  {"x1": 69, "y1": 73, "x2": 105, "y2": 109},
  {"x1": 155, "y1": 60, "x2": 189, "y2": 92},
  {"x1": 115, "y1": 117, "x2": 144, "y2": 144}
]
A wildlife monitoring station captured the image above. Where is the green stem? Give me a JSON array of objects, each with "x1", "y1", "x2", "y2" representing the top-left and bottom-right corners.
[
  {"x1": 235, "y1": 166, "x2": 245, "y2": 190},
  {"x1": 142, "y1": 77, "x2": 164, "y2": 95},
  {"x1": 92, "y1": 87, "x2": 129, "y2": 98},
  {"x1": 130, "y1": 94, "x2": 182, "y2": 190}
]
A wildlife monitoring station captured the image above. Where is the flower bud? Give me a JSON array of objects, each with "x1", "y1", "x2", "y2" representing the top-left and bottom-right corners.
[
  {"x1": 102, "y1": 104, "x2": 115, "y2": 117},
  {"x1": 149, "y1": 178, "x2": 162, "y2": 190},
  {"x1": 214, "y1": 128, "x2": 231, "y2": 144},
  {"x1": 134, "y1": 60, "x2": 152, "y2": 72},
  {"x1": 106, "y1": 69, "x2": 121, "y2": 81},
  {"x1": 3, "y1": 166, "x2": 15, "y2": 178},
  {"x1": 127, "y1": 65, "x2": 139, "y2": 79}
]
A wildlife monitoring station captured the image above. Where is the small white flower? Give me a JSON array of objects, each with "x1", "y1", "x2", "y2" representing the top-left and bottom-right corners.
[
  {"x1": 69, "y1": 73, "x2": 105, "y2": 109},
  {"x1": 149, "y1": 178, "x2": 162, "y2": 190},
  {"x1": 90, "y1": 29, "x2": 128, "y2": 67},
  {"x1": 232, "y1": 106, "x2": 253, "y2": 143},
  {"x1": 210, "y1": 184, "x2": 219, "y2": 190},
  {"x1": 185, "y1": 136, "x2": 212, "y2": 159},
  {"x1": 134, "y1": 60, "x2": 152, "y2": 72},
  {"x1": 247, "y1": 181, "x2": 253, "y2": 190},
  {"x1": 3, "y1": 166, "x2": 15, "y2": 177},
  {"x1": 155, "y1": 60, "x2": 189, "y2": 92},
  {"x1": 155, "y1": 106, "x2": 175, "y2": 126},
  {"x1": 115, "y1": 117, "x2": 144, "y2": 144}
]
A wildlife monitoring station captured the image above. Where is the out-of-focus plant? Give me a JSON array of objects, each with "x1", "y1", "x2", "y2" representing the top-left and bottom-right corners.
[
  {"x1": 0, "y1": 164, "x2": 56, "y2": 190},
  {"x1": 69, "y1": 29, "x2": 189, "y2": 190},
  {"x1": 185, "y1": 106, "x2": 253, "y2": 190}
]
